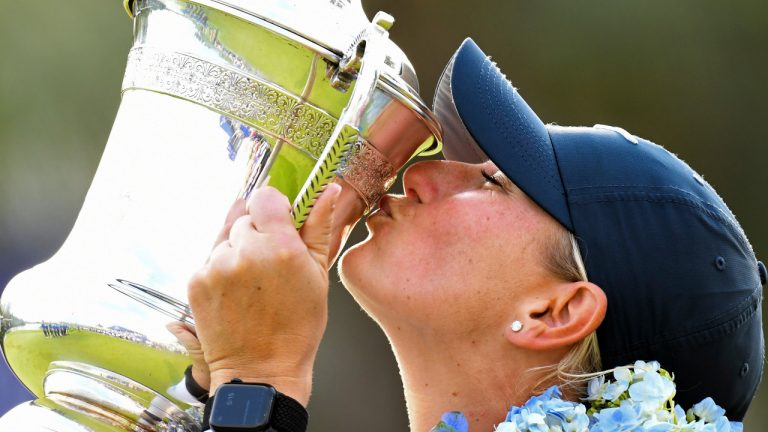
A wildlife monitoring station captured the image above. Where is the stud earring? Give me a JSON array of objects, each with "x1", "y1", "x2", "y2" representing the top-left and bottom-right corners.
[{"x1": 511, "y1": 320, "x2": 523, "y2": 332}]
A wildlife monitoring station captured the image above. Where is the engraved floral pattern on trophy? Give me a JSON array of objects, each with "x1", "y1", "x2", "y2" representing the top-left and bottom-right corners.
[
  {"x1": 122, "y1": 47, "x2": 336, "y2": 159},
  {"x1": 337, "y1": 139, "x2": 396, "y2": 210},
  {"x1": 284, "y1": 105, "x2": 338, "y2": 158}
]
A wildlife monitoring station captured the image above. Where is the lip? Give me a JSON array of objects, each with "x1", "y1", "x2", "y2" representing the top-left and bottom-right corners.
[
  {"x1": 365, "y1": 196, "x2": 394, "y2": 226},
  {"x1": 378, "y1": 195, "x2": 394, "y2": 218}
]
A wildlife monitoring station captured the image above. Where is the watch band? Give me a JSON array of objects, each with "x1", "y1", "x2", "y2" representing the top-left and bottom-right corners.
[
  {"x1": 184, "y1": 365, "x2": 210, "y2": 403},
  {"x1": 268, "y1": 392, "x2": 308, "y2": 432},
  {"x1": 202, "y1": 380, "x2": 308, "y2": 432},
  {"x1": 202, "y1": 397, "x2": 213, "y2": 431}
]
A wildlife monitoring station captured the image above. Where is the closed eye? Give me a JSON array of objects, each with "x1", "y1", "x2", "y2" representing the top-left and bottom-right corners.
[
  {"x1": 481, "y1": 168, "x2": 515, "y2": 194},
  {"x1": 481, "y1": 169, "x2": 503, "y2": 187}
]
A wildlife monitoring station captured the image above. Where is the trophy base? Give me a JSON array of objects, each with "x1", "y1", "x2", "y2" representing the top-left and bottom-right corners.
[{"x1": 0, "y1": 361, "x2": 200, "y2": 432}]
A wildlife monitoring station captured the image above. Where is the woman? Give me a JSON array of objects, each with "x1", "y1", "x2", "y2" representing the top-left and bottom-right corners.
[{"x1": 181, "y1": 39, "x2": 764, "y2": 431}]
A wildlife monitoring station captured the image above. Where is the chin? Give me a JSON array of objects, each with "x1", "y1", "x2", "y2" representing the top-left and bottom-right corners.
[
  {"x1": 337, "y1": 238, "x2": 369, "y2": 291},
  {"x1": 337, "y1": 237, "x2": 393, "y2": 318},
  {"x1": 338, "y1": 218, "x2": 383, "y2": 279}
]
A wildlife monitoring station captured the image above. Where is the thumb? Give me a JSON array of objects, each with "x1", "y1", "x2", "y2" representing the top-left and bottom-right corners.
[{"x1": 300, "y1": 182, "x2": 342, "y2": 270}]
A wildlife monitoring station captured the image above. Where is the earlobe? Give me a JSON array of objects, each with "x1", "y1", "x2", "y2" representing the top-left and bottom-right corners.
[{"x1": 505, "y1": 282, "x2": 607, "y2": 351}]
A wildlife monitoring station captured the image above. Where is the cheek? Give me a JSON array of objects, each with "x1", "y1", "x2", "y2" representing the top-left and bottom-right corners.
[
  {"x1": 348, "y1": 205, "x2": 512, "y2": 303},
  {"x1": 414, "y1": 201, "x2": 532, "y2": 274},
  {"x1": 338, "y1": 196, "x2": 546, "y2": 330}
]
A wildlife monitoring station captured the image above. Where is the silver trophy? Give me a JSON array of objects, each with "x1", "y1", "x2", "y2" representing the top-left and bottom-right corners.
[{"x1": 0, "y1": 0, "x2": 442, "y2": 430}]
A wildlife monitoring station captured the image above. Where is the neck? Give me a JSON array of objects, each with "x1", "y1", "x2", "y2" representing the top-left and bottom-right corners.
[{"x1": 383, "y1": 326, "x2": 552, "y2": 432}]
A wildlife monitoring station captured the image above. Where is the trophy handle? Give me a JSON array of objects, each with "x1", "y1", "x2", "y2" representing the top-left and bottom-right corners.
[{"x1": 291, "y1": 12, "x2": 397, "y2": 229}]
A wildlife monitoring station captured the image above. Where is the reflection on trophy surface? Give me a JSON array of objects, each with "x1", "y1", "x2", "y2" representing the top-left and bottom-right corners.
[{"x1": 0, "y1": 0, "x2": 442, "y2": 430}]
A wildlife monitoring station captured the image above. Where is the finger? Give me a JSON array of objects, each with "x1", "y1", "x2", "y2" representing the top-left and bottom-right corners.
[
  {"x1": 166, "y1": 321, "x2": 193, "y2": 338},
  {"x1": 182, "y1": 321, "x2": 197, "y2": 337},
  {"x1": 212, "y1": 199, "x2": 247, "y2": 249},
  {"x1": 166, "y1": 321, "x2": 184, "y2": 336},
  {"x1": 300, "y1": 182, "x2": 342, "y2": 269},
  {"x1": 246, "y1": 186, "x2": 295, "y2": 234},
  {"x1": 227, "y1": 214, "x2": 259, "y2": 249},
  {"x1": 166, "y1": 321, "x2": 200, "y2": 346},
  {"x1": 208, "y1": 234, "x2": 234, "y2": 264}
]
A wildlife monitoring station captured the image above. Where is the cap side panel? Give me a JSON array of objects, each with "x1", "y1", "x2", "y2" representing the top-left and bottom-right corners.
[
  {"x1": 576, "y1": 196, "x2": 762, "y2": 420},
  {"x1": 550, "y1": 126, "x2": 762, "y2": 420}
]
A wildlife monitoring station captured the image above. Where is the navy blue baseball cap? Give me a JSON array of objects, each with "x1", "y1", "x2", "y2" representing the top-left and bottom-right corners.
[{"x1": 434, "y1": 38, "x2": 765, "y2": 420}]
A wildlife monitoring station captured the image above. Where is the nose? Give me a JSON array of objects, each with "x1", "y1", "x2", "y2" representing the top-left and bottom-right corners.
[{"x1": 401, "y1": 160, "x2": 476, "y2": 203}]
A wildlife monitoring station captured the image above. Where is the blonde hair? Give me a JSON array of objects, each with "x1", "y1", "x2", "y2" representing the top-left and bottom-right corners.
[{"x1": 531, "y1": 229, "x2": 602, "y2": 397}]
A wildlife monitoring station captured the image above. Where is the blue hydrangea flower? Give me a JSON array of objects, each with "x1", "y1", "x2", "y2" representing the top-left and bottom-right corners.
[
  {"x1": 691, "y1": 397, "x2": 726, "y2": 423},
  {"x1": 591, "y1": 401, "x2": 643, "y2": 431},
  {"x1": 633, "y1": 360, "x2": 661, "y2": 378},
  {"x1": 672, "y1": 404, "x2": 688, "y2": 427},
  {"x1": 585, "y1": 375, "x2": 607, "y2": 401},
  {"x1": 642, "y1": 423, "x2": 675, "y2": 432},
  {"x1": 494, "y1": 423, "x2": 521, "y2": 432},
  {"x1": 628, "y1": 370, "x2": 675, "y2": 412},
  {"x1": 499, "y1": 386, "x2": 589, "y2": 432},
  {"x1": 613, "y1": 367, "x2": 632, "y2": 388},
  {"x1": 431, "y1": 411, "x2": 468, "y2": 432},
  {"x1": 729, "y1": 421, "x2": 744, "y2": 432},
  {"x1": 434, "y1": 360, "x2": 743, "y2": 432},
  {"x1": 586, "y1": 367, "x2": 631, "y2": 402}
]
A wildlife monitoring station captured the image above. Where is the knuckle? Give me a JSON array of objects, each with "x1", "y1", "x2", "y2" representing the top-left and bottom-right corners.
[
  {"x1": 273, "y1": 248, "x2": 297, "y2": 263},
  {"x1": 232, "y1": 248, "x2": 258, "y2": 271},
  {"x1": 187, "y1": 270, "x2": 208, "y2": 301},
  {"x1": 209, "y1": 255, "x2": 236, "y2": 279},
  {"x1": 272, "y1": 238, "x2": 305, "y2": 262},
  {"x1": 259, "y1": 186, "x2": 291, "y2": 208},
  {"x1": 233, "y1": 214, "x2": 252, "y2": 230}
]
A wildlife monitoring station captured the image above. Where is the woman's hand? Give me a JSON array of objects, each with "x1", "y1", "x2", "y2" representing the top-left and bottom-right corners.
[
  {"x1": 166, "y1": 321, "x2": 210, "y2": 391},
  {"x1": 187, "y1": 184, "x2": 341, "y2": 406}
]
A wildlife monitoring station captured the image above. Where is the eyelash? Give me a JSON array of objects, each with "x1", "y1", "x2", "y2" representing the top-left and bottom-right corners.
[{"x1": 481, "y1": 169, "x2": 502, "y2": 187}]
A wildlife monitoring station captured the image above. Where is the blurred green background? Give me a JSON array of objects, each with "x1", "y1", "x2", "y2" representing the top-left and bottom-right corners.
[{"x1": 0, "y1": 0, "x2": 765, "y2": 430}]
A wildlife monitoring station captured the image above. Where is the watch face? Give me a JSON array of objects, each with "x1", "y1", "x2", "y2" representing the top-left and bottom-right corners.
[{"x1": 210, "y1": 384, "x2": 276, "y2": 431}]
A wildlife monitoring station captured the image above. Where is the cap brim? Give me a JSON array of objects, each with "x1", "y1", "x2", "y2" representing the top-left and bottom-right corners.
[{"x1": 433, "y1": 38, "x2": 573, "y2": 231}]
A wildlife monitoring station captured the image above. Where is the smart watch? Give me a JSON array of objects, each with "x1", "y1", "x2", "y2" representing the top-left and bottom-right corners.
[{"x1": 203, "y1": 379, "x2": 308, "y2": 432}]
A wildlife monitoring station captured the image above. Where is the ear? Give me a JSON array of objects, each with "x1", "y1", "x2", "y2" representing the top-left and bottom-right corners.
[{"x1": 505, "y1": 282, "x2": 607, "y2": 351}]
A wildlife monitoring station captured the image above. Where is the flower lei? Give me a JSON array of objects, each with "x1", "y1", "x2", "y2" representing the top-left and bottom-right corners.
[{"x1": 431, "y1": 361, "x2": 743, "y2": 432}]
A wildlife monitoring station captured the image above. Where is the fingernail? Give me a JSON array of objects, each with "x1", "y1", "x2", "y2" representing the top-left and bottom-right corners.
[{"x1": 326, "y1": 182, "x2": 342, "y2": 196}]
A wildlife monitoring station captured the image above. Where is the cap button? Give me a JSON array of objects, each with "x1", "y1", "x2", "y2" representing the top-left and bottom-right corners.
[
  {"x1": 714, "y1": 256, "x2": 726, "y2": 271},
  {"x1": 758, "y1": 261, "x2": 767, "y2": 286},
  {"x1": 740, "y1": 362, "x2": 750, "y2": 377}
]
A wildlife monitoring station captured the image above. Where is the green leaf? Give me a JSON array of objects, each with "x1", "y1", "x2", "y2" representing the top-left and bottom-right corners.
[
  {"x1": 430, "y1": 421, "x2": 458, "y2": 432},
  {"x1": 292, "y1": 124, "x2": 357, "y2": 229}
]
